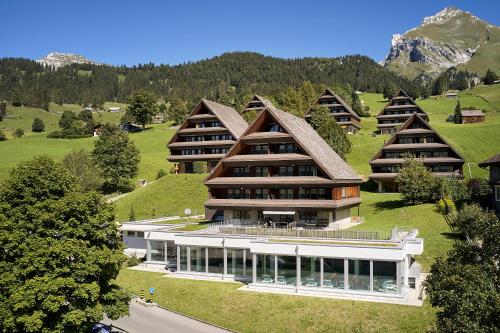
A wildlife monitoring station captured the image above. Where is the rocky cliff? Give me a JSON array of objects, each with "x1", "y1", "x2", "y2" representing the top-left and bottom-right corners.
[{"x1": 36, "y1": 52, "x2": 99, "y2": 69}]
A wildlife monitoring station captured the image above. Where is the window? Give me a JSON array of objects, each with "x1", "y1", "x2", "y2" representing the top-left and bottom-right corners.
[
  {"x1": 207, "y1": 147, "x2": 229, "y2": 154},
  {"x1": 254, "y1": 166, "x2": 269, "y2": 177},
  {"x1": 385, "y1": 152, "x2": 400, "y2": 159},
  {"x1": 256, "y1": 254, "x2": 275, "y2": 283},
  {"x1": 432, "y1": 165, "x2": 454, "y2": 172},
  {"x1": 179, "y1": 246, "x2": 188, "y2": 271},
  {"x1": 348, "y1": 259, "x2": 370, "y2": 291},
  {"x1": 207, "y1": 248, "x2": 224, "y2": 274},
  {"x1": 190, "y1": 247, "x2": 205, "y2": 272},
  {"x1": 373, "y1": 261, "x2": 397, "y2": 294},
  {"x1": 181, "y1": 149, "x2": 202, "y2": 155},
  {"x1": 495, "y1": 186, "x2": 500, "y2": 202},
  {"x1": 301, "y1": 257, "x2": 321, "y2": 287},
  {"x1": 276, "y1": 256, "x2": 297, "y2": 286},
  {"x1": 233, "y1": 210, "x2": 251, "y2": 220},
  {"x1": 278, "y1": 144, "x2": 297, "y2": 153},
  {"x1": 298, "y1": 165, "x2": 317, "y2": 176},
  {"x1": 233, "y1": 167, "x2": 250, "y2": 177},
  {"x1": 184, "y1": 136, "x2": 203, "y2": 142},
  {"x1": 227, "y1": 249, "x2": 249, "y2": 277},
  {"x1": 433, "y1": 151, "x2": 448, "y2": 158},
  {"x1": 323, "y1": 258, "x2": 345, "y2": 289},
  {"x1": 419, "y1": 151, "x2": 432, "y2": 158},
  {"x1": 150, "y1": 240, "x2": 165, "y2": 262},
  {"x1": 279, "y1": 189, "x2": 294, "y2": 199},
  {"x1": 255, "y1": 189, "x2": 269, "y2": 199},
  {"x1": 341, "y1": 187, "x2": 346, "y2": 199},
  {"x1": 299, "y1": 188, "x2": 326, "y2": 200},
  {"x1": 251, "y1": 145, "x2": 269, "y2": 154},
  {"x1": 268, "y1": 123, "x2": 282, "y2": 132},
  {"x1": 299, "y1": 211, "x2": 316, "y2": 221},
  {"x1": 278, "y1": 166, "x2": 294, "y2": 176},
  {"x1": 227, "y1": 188, "x2": 250, "y2": 199}
]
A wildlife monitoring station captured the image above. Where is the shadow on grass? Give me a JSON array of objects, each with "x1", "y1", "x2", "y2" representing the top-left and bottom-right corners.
[
  {"x1": 372, "y1": 200, "x2": 406, "y2": 212},
  {"x1": 440, "y1": 231, "x2": 462, "y2": 240}
]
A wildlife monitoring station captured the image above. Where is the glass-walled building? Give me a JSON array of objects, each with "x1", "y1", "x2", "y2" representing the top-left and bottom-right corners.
[{"x1": 143, "y1": 227, "x2": 423, "y2": 303}]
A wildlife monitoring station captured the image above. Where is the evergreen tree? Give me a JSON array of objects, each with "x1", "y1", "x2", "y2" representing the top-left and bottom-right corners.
[
  {"x1": 92, "y1": 124, "x2": 140, "y2": 193},
  {"x1": 168, "y1": 98, "x2": 189, "y2": 125},
  {"x1": 483, "y1": 69, "x2": 498, "y2": 85},
  {"x1": 58, "y1": 110, "x2": 77, "y2": 130},
  {"x1": 0, "y1": 156, "x2": 130, "y2": 332},
  {"x1": 454, "y1": 100, "x2": 462, "y2": 124},
  {"x1": 31, "y1": 117, "x2": 45, "y2": 132},
  {"x1": 0, "y1": 102, "x2": 6, "y2": 121},
  {"x1": 14, "y1": 128, "x2": 24, "y2": 138},
  {"x1": 127, "y1": 90, "x2": 157, "y2": 130},
  {"x1": 310, "y1": 106, "x2": 352, "y2": 160},
  {"x1": 382, "y1": 83, "x2": 398, "y2": 100},
  {"x1": 406, "y1": 84, "x2": 420, "y2": 100},
  {"x1": 350, "y1": 91, "x2": 364, "y2": 116}
]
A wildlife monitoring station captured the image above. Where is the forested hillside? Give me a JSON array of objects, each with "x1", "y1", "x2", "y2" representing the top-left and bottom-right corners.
[{"x1": 0, "y1": 52, "x2": 414, "y2": 111}]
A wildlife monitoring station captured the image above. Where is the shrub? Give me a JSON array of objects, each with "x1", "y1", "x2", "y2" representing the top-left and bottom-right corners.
[
  {"x1": 436, "y1": 197, "x2": 456, "y2": 216},
  {"x1": 193, "y1": 161, "x2": 208, "y2": 174},
  {"x1": 466, "y1": 178, "x2": 492, "y2": 207},
  {"x1": 396, "y1": 156, "x2": 435, "y2": 204},
  {"x1": 0, "y1": 131, "x2": 7, "y2": 141},
  {"x1": 156, "y1": 168, "x2": 167, "y2": 179},
  {"x1": 32, "y1": 117, "x2": 45, "y2": 132},
  {"x1": 14, "y1": 128, "x2": 24, "y2": 138},
  {"x1": 129, "y1": 206, "x2": 136, "y2": 221},
  {"x1": 126, "y1": 255, "x2": 142, "y2": 267}
]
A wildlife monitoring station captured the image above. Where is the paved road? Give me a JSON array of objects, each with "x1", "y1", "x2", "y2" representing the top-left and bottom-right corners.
[{"x1": 102, "y1": 300, "x2": 232, "y2": 333}]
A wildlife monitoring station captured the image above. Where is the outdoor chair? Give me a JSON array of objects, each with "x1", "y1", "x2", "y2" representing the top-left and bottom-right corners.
[
  {"x1": 305, "y1": 277, "x2": 318, "y2": 287},
  {"x1": 323, "y1": 279, "x2": 335, "y2": 288},
  {"x1": 287, "y1": 278, "x2": 296, "y2": 286},
  {"x1": 380, "y1": 280, "x2": 397, "y2": 292},
  {"x1": 276, "y1": 276, "x2": 287, "y2": 285},
  {"x1": 261, "y1": 274, "x2": 273, "y2": 284}
]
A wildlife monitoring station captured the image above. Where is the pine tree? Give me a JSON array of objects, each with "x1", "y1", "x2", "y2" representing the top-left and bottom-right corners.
[
  {"x1": 32, "y1": 117, "x2": 45, "y2": 132},
  {"x1": 0, "y1": 102, "x2": 6, "y2": 121},
  {"x1": 483, "y1": 69, "x2": 498, "y2": 85},
  {"x1": 350, "y1": 91, "x2": 363, "y2": 116},
  {"x1": 454, "y1": 100, "x2": 462, "y2": 124},
  {"x1": 382, "y1": 83, "x2": 398, "y2": 100}
]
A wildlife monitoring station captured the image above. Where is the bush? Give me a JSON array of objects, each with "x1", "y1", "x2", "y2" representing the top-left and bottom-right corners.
[
  {"x1": 466, "y1": 178, "x2": 492, "y2": 207},
  {"x1": 432, "y1": 177, "x2": 469, "y2": 204},
  {"x1": 396, "y1": 156, "x2": 435, "y2": 204},
  {"x1": 47, "y1": 130, "x2": 93, "y2": 139},
  {"x1": 436, "y1": 197, "x2": 456, "y2": 216},
  {"x1": 126, "y1": 255, "x2": 142, "y2": 267},
  {"x1": 193, "y1": 161, "x2": 208, "y2": 174},
  {"x1": 14, "y1": 128, "x2": 24, "y2": 138},
  {"x1": 0, "y1": 131, "x2": 7, "y2": 141},
  {"x1": 32, "y1": 117, "x2": 45, "y2": 132},
  {"x1": 156, "y1": 168, "x2": 167, "y2": 179}
]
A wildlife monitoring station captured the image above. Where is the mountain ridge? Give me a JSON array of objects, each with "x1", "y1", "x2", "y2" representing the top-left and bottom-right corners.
[
  {"x1": 36, "y1": 52, "x2": 99, "y2": 69},
  {"x1": 382, "y1": 7, "x2": 500, "y2": 78}
]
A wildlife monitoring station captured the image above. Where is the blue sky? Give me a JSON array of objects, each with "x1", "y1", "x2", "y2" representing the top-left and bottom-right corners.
[{"x1": 1, "y1": 0, "x2": 498, "y2": 66}]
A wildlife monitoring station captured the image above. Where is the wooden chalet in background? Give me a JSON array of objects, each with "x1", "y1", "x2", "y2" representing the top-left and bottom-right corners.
[
  {"x1": 205, "y1": 105, "x2": 362, "y2": 227},
  {"x1": 167, "y1": 99, "x2": 248, "y2": 173},
  {"x1": 241, "y1": 95, "x2": 275, "y2": 114},
  {"x1": 304, "y1": 88, "x2": 361, "y2": 134},
  {"x1": 376, "y1": 89, "x2": 428, "y2": 135},
  {"x1": 369, "y1": 114, "x2": 464, "y2": 192},
  {"x1": 461, "y1": 110, "x2": 485, "y2": 124}
]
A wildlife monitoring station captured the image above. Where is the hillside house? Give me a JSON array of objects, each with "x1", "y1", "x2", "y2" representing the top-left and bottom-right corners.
[
  {"x1": 461, "y1": 110, "x2": 485, "y2": 124},
  {"x1": 479, "y1": 154, "x2": 500, "y2": 216}
]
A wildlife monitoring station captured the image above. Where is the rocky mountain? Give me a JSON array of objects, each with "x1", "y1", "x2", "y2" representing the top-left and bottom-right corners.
[
  {"x1": 36, "y1": 52, "x2": 99, "y2": 69},
  {"x1": 382, "y1": 7, "x2": 500, "y2": 78}
]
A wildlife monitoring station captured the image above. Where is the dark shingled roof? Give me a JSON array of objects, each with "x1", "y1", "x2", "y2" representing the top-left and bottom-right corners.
[
  {"x1": 304, "y1": 88, "x2": 361, "y2": 121},
  {"x1": 479, "y1": 154, "x2": 500, "y2": 168},
  {"x1": 202, "y1": 99, "x2": 248, "y2": 138},
  {"x1": 266, "y1": 106, "x2": 360, "y2": 181}
]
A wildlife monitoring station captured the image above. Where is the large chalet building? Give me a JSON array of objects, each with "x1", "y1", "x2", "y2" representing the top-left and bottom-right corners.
[
  {"x1": 369, "y1": 114, "x2": 465, "y2": 192},
  {"x1": 204, "y1": 105, "x2": 362, "y2": 228},
  {"x1": 167, "y1": 99, "x2": 248, "y2": 173},
  {"x1": 304, "y1": 88, "x2": 361, "y2": 134},
  {"x1": 376, "y1": 90, "x2": 429, "y2": 135}
]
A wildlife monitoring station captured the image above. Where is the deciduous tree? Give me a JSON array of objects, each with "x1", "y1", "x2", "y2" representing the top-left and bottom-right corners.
[
  {"x1": 310, "y1": 106, "x2": 352, "y2": 160},
  {"x1": 396, "y1": 156, "x2": 435, "y2": 204},
  {"x1": 127, "y1": 90, "x2": 157, "y2": 130}
]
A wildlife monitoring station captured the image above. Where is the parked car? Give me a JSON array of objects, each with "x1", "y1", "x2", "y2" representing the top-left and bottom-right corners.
[{"x1": 91, "y1": 324, "x2": 111, "y2": 333}]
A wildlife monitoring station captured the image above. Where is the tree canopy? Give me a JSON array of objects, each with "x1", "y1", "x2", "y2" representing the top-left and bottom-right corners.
[
  {"x1": 396, "y1": 156, "x2": 435, "y2": 204},
  {"x1": 0, "y1": 156, "x2": 129, "y2": 332},
  {"x1": 126, "y1": 90, "x2": 157, "y2": 129}
]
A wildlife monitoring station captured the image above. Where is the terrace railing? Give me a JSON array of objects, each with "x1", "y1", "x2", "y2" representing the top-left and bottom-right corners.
[{"x1": 218, "y1": 226, "x2": 393, "y2": 241}]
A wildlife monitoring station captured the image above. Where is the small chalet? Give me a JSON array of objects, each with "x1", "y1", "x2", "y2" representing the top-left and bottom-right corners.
[
  {"x1": 376, "y1": 90, "x2": 428, "y2": 135},
  {"x1": 242, "y1": 95, "x2": 275, "y2": 114},
  {"x1": 370, "y1": 114, "x2": 464, "y2": 192},
  {"x1": 205, "y1": 105, "x2": 362, "y2": 227},
  {"x1": 167, "y1": 99, "x2": 248, "y2": 173},
  {"x1": 478, "y1": 154, "x2": 500, "y2": 216},
  {"x1": 304, "y1": 88, "x2": 361, "y2": 134},
  {"x1": 461, "y1": 110, "x2": 485, "y2": 124},
  {"x1": 108, "y1": 107, "x2": 121, "y2": 113},
  {"x1": 93, "y1": 124, "x2": 102, "y2": 137}
]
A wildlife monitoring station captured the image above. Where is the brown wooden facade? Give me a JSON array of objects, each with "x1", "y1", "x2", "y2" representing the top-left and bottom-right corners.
[
  {"x1": 370, "y1": 114, "x2": 465, "y2": 192},
  {"x1": 376, "y1": 90, "x2": 429, "y2": 135},
  {"x1": 461, "y1": 110, "x2": 485, "y2": 124},
  {"x1": 304, "y1": 88, "x2": 361, "y2": 134},
  {"x1": 167, "y1": 99, "x2": 247, "y2": 173},
  {"x1": 205, "y1": 106, "x2": 362, "y2": 227}
]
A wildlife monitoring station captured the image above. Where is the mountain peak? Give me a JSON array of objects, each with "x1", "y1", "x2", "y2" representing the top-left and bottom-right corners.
[
  {"x1": 36, "y1": 52, "x2": 99, "y2": 69},
  {"x1": 421, "y1": 7, "x2": 466, "y2": 26}
]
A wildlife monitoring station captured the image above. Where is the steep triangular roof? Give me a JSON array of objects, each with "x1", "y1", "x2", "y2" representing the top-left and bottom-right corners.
[
  {"x1": 377, "y1": 89, "x2": 427, "y2": 117},
  {"x1": 370, "y1": 113, "x2": 464, "y2": 162},
  {"x1": 168, "y1": 99, "x2": 247, "y2": 145},
  {"x1": 242, "y1": 95, "x2": 275, "y2": 112},
  {"x1": 304, "y1": 88, "x2": 361, "y2": 121},
  {"x1": 207, "y1": 106, "x2": 361, "y2": 182},
  {"x1": 479, "y1": 154, "x2": 500, "y2": 168}
]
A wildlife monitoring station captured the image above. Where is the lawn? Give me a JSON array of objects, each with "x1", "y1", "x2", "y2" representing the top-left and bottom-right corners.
[{"x1": 116, "y1": 269, "x2": 436, "y2": 333}]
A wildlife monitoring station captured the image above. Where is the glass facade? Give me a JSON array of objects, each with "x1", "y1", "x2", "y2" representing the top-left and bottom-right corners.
[
  {"x1": 179, "y1": 246, "x2": 188, "y2": 271},
  {"x1": 373, "y1": 261, "x2": 397, "y2": 294},
  {"x1": 227, "y1": 248, "x2": 250, "y2": 277},
  {"x1": 150, "y1": 240, "x2": 165, "y2": 261},
  {"x1": 276, "y1": 256, "x2": 296, "y2": 286},
  {"x1": 323, "y1": 258, "x2": 345, "y2": 289},
  {"x1": 256, "y1": 254, "x2": 275, "y2": 283},
  {"x1": 207, "y1": 247, "x2": 224, "y2": 274},
  {"x1": 300, "y1": 257, "x2": 321, "y2": 287},
  {"x1": 348, "y1": 259, "x2": 371, "y2": 291},
  {"x1": 190, "y1": 246, "x2": 206, "y2": 272}
]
